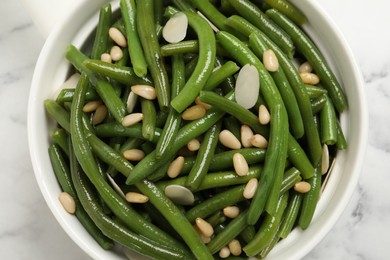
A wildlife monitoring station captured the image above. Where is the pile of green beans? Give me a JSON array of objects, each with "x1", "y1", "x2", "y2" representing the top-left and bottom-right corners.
[{"x1": 45, "y1": 0, "x2": 348, "y2": 259}]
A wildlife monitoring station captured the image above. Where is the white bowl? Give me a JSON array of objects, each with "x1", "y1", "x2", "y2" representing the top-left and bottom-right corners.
[{"x1": 27, "y1": 0, "x2": 368, "y2": 259}]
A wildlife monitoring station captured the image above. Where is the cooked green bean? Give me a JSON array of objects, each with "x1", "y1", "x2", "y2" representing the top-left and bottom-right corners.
[
  {"x1": 137, "y1": 0, "x2": 170, "y2": 110},
  {"x1": 140, "y1": 98, "x2": 156, "y2": 142},
  {"x1": 156, "y1": 54, "x2": 185, "y2": 158},
  {"x1": 243, "y1": 192, "x2": 289, "y2": 256},
  {"x1": 120, "y1": 0, "x2": 148, "y2": 77},
  {"x1": 204, "y1": 61, "x2": 240, "y2": 91},
  {"x1": 191, "y1": 0, "x2": 229, "y2": 31},
  {"x1": 56, "y1": 87, "x2": 99, "y2": 103},
  {"x1": 298, "y1": 165, "x2": 322, "y2": 230},
  {"x1": 320, "y1": 94, "x2": 338, "y2": 145},
  {"x1": 50, "y1": 128, "x2": 70, "y2": 158},
  {"x1": 91, "y1": 3, "x2": 112, "y2": 59},
  {"x1": 305, "y1": 84, "x2": 328, "y2": 99},
  {"x1": 311, "y1": 94, "x2": 328, "y2": 114},
  {"x1": 266, "y1": 9, "x2": 348, "y2": 112},
  {"x1": 185, "y1": 185, "x2": 245, "y2": 223},
  {"x1": 229, "y1": 0, "x2": 295, "y2": 58},
  {"x1": 186, "y1": 122, "x2": 222, "y2": 190},
  {"x1": 336, "y1": 119, "x2": 347, "y2": 150},
  {"x1": 170, "y1": 11, "x2": 216, "y2": 113},
  {"x1": 44, "y1": 99, "x2": 70, "y2": 132},
  {"x1": 83, "y1": 59, "x2": 152, "y2": 85},
  {"x1": 279, "y1": 191, "x2": 303, "y2": 239},
  {"x1": 264, "y1": 0, "x2": 307, "y2": 25}
]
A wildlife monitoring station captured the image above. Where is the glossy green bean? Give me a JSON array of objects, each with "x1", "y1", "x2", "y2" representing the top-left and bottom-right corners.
[
  {"x1": 229, "y1": 0, "x2": 295, "y2": 58},
  {"x1": 204, "y1": 61, "x2": 240, "y2": 91},
  {"x1": 207, "y1": 210, "x2": 249, "y2": 255},
  {"x1": 298, "y1": 165, "x2": 322, "y2": 230},
  {"x1": 336, "y1": 120, "x2": 347, "y2": 150},
  {"x1": 311, "y1": 94, "x2": 328, "y2": 114},
  {"x1": 279, "y1": 191, "x2": 303, "y2": 238},
  {"x1": 186, "y1": 122, "x2": 221, "y2": 190},
  {"x1": 243, "y1": 192, "x2": 289, "y2": 256},
  {"x1": 94, "y1": 122, "x2": 161, "y2": 144},
  {"x1": 120, "y1": 0, "x2": 148, "y2": 77},
  {"x1": 83, "y1": 59, "x2": 152, "y2": 85},
  {"x1": 91, "y1": 3, "x2": 112, "y2": 59},
  {"x1": 191, "y1": 0, "x2": 229, "y2": 31},
  {"x1": 287, "y1": 135, "x2": 314, "y2": 179},
  {"x1": 50, "y1": 128, "x2": 70, "y2": 157},
  {"x1": 170, "y1": 11, "x2": 216, "y2": 113},
  {"x1": 216, "y1": 30, "x2": 289, "y2": 223},
  {"x1": 136, "y1": 179, "x2": 213, "y2": 259},
  {"x1": 320, "y1": 95, "x2": 338, "y2": 145},
  {"x1": 264, "y1": 0, "x2": 307, "y2": 25},
  {"x1": 156, "y1": 54, "x2": 185, "y2": 159},
  {"x1": 44, "y1": 99, "x2": 70, "y2": 132},
  {"x1": 70, "y1": 73, "x2": 181, "y2": 249},
  {"x1": 280, "y1": 167, "x2": 302, "y2": 194},
  {"x1": 137, "y1": 0, "x2": 170, "y2": 110},
  {"x1": 266, "y1": 9, "x2": 348, "y2": 112},
  {"x1": 305, "y1": 84, "x2": 328, "y2": 99},
  {"x1": 140, "y1": 98, "x2": 156, "y2": 142},
  {"x1": 185, "y1": 185, "x2": 245, "y2": 223}
]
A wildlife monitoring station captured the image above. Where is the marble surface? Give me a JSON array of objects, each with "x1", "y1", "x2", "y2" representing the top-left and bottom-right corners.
[{"x1": 1, "y1": 0, "x2": 389, "y2": 259}]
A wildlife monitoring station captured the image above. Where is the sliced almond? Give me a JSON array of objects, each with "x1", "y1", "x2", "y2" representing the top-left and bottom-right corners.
[
  {"x1": 126, "y1": 90, "x2": 138, "y2": 113},
  {"x1": 162, "y1": 12, "x2": 188, "y2": 43},
  {"x1": 164, "y1": 185, "x2": 195, "y2": 205},
  {"x1": 235, "y1": 64, "x2": 260, "y2": 109},
  {"x1": 197, "y1": 11, "x2": 219, "y2": 32},
  {"x1": 106, "y1": 173, "x2": 126, "y2": 199},
  {"x1": 321, "y1": 144, "x2": 329, "y2": 174}
]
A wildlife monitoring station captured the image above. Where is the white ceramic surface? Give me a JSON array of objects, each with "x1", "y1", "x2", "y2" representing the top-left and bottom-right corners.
[{"x1": 24, "y1": 0, "x2": 367, "y2": 259}]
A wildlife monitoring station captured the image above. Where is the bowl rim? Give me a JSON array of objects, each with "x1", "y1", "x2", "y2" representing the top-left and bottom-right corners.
[{"x1": 27, "y1": 0, "x2": 368, "y2": 259}]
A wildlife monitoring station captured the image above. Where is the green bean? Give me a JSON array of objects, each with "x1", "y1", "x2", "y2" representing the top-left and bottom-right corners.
[
  {"x1": 207, "y1": 210, "x2": 249, "y2": 255},
  {"x1": 305, "y1": 84, "x2": 328, "y2": 99},
  {"x1": 136, "y1": 179, "x2": 213, "y2": 259},
  {"x1": 94, "y1": 122, "x2": 161, "y2": 144},
  {"x1": 186, "y1": 122, "x2": 222, "y2": 190},
  {"x1": 249, "y1": 31, "x2": 322, "y2": 165},
  {"x1": 70, "y1": 150, "x2": 189, "y2": 259},
  {"x1": 170, "y1": 11, "x2": 216, "y2": 113},
  {"x1": 137, "y1": 0, "x2": 170, "y2": 110},
  {"x1": 141, "y1": 141, "x2": 155, "y2": 155},
  {"x1": 311, "y1": 94, "x2": 328, "y2": 114},
  {"x1": 246, "y1": 27, "x2": 303, "y2": 138},
  {"x1": 266, "y1": 9, "x2": 348, "y2": 112},
  {"x1": 280, "y1": 167, "x2": 302, "y2": 194},
  {"x1": 215, "y1": 31, "x2": 289, "y2": 223},
  {"x1": 243, "y1": 192, "x2": 289, "y2": 256},
  {"x1": 156, "y1": 54, "x2": 185, "y2": 158},
  {"x1": 140, "y1": 98, "x2": 156, "y2": 142},
  {"x1": 120, "y1": 0, "x2": 148, "y2": 77},
  {"x1": 182, "y1": 148, "x2": 266, "y2": 174},
  {"x1": 66, "y1": 45, "x2": 127, "y2": 123},
  {"x1": 44, "y1": 99, "x2": 70, "y2": 132},
  {"x1": 191, "y1": 0, "x2": 229, "y2": 31},
  {"x1": 172, "y1": 0, "x2": 196, "y2": 13},
  {"x1": 279, "y1": 191, "x2": 303, "y2": 238},
  {"x1": 320, "y1": 95, "x2": 338, "y2": 145},
  {"x1": 91, "y1": 3, "x2": 112, "y2": 59},
  {"x1": 49, "y1": 143, "x2": 115, "y2": 250},
  {"x1": 157, "y1": 165, "x2": 262, "y2": 192},
  {"x1": 336, "y1": 120, "x2": 347, "y2": 150},
  {"x1": 184, "y1": 55, "x2": 199, "y2": 79},
  {"x1": 83, "y1": 59, "x2": 152, "y2": 85},
  {"x1": 161, "y1": 40, "x2": 199, "y2": 56},
  {"x1": 257, "y1": 224, "x2": 281, "y2": 259},
  {"x1": 199, "y1": 90, "x2": 267, "y2": 136},
  {"x1": 298, "y1": 165, "x2": 322, "y2": 230},
  {"x1": 50, "y1": 128, "x2": 70, "y2": 157},
  {"x1": 204, "y1": 61, "x2": 240, "y2": 91},
  {"x1": 239, "y1": 225, "x2": 256, "y2": 244},
  {"x1": 56, "y1": 87, "x2": 99, "y2": 103},
  {"x1": 228, "y1": 0, "x2": 295, "y2": 58},
  {"x1": 125, "y1": 103, "x2": 228, "y2": 185},
  {"x1": 264, "y1": 0, "x2": 307, "y2": 25},
  {"x1": 223, "y1": 116, "x2": 241, "y2": 140},
  {"x1": 185, "y1": 185, "x2": 245, "y2": 223},
  {"x1": 287, "y1": 135, "x2": 314, "y2": 179},
  {"x1": 70, "y1": 73, "x2": 182, "y2": 250}
]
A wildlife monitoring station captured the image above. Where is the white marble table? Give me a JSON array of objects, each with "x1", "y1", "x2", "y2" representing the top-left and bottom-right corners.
[{"x1": 1, "y1": 0, "x2": 388, "y2": 259}]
